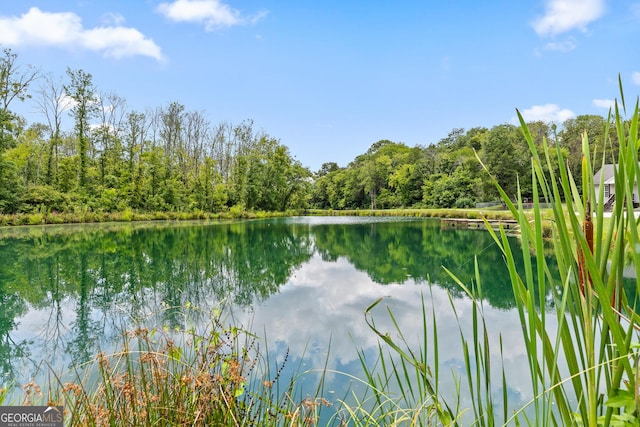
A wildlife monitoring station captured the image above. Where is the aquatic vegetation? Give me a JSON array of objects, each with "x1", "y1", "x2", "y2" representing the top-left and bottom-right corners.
[{"x1": 358, "y1": 82, "x2": 640, "y2": 426}]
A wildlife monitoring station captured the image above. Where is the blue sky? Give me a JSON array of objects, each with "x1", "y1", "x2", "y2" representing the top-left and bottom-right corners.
[{"x1": 0, "y1": 0, "x2": 638, "y2": 171}]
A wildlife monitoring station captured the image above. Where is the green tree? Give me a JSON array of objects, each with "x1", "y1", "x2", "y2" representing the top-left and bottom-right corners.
[
  {"x1": 0, "y1": 48, "x2": 38, "y2": 153},
  {"x1": 325, "y1": 168, "x2": 364, "y2": 209},
  {"x1": 480, "y1": 124, "x2": 530, "y2": 200},
  {"x1": 158, "y1": 101, "x2": 185, "y2": 182},
  {"x1": 317, "y1": 162, "x2": 339, "y2": 177},
  {"x1": 558, "y1": 115, "x2": 614, "y2": 189},
  {"x1": 94, "y1": 91, "x2": 127, "y2": 189},
  {"x1": 139, "y1": 146, "x2": 168, "y2": 211},
  {"x1": 4, "y1": 123, "x2": 48, "y2": 187},
  {"x1": 354, "y1": 140, "x2": 413, "y2": 209},
  {"x1": 35, "y1": 75, "x2": 72, "y2": 187},
  {"x1": 0, "y1": 155, "x2": 22, "y2": 213},
  {"x1": 64, "y1": 68, "x2": 98, "y2": 190},
  {"x1": 422, "y1": 169, "x2": 477, "y2": 208},
  {"x1": 233, "y1": 136, "x2": 311, "y2": 211}
]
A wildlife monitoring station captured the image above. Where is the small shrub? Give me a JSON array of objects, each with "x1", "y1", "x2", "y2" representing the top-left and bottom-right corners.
[
  {"x1": 229, "y1": 204, "x2": 245, "y2": 219},
  {"x1": 120, "y1": 209, "x2": 133, "y2": 222},
  {"x1": 27, "y1": 213, "x2": 44, "y2": 225},
  {"x1": 454, "y1": 196, "x2": 475, "y2": 209}
]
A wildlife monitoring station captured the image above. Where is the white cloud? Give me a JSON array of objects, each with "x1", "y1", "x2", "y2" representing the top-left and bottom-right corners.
[
  {"x1": 58, "y1": 94, "x2": 77, "y2": 111},
  {"x1": 0, "y1": 7, "x2": 164, "y2": 61},
  {"x1": 157, "y1": 0, "x2": 267, "y2": 31},
  {"x1": 632, "y1": 71, "x2": 640, "y2": 85},
  {"x1": 519, "y1": 104, "x2": 575, "y2": 123},
  {"x1": 533, "y1": 0, "x2": 606, "y2": 37},
  {"x1": 592, "y1": 98, "x2": 615, "y2": 109},
  {"x1": 82, "y1": 27, "x2": 163, "y2": 60},
  {"x1": 232, "y1": 254, "x2": 540, "y2": 412}
]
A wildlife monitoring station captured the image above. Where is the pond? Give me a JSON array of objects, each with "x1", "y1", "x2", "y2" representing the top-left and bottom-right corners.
[{"x1": 0, "y1": 216, "x2": 558, "y2": 420}]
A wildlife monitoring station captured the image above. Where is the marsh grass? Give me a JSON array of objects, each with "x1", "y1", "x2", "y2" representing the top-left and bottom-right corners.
[
  {"x1": 0, "y1": 208, "x2": 302, "y2": 227},
  {"x1": 305, "y1": 208, "x2": 520, "y2": 221},
  {"x1": 15, "y1": 305, "x2": 333, "y2": 426},
  {"x1": 357, "y1": 82, "x2": 640, "y2": 426}
]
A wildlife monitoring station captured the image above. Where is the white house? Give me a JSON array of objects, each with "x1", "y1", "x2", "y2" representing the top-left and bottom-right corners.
[{"x1": 593, "y1": 164, "x2": 639, "y2": 209}]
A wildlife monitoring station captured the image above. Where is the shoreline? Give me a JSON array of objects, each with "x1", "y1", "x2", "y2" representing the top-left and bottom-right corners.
[{"x1": 0, "y1": 208, "x2": 520, "y2": 228}]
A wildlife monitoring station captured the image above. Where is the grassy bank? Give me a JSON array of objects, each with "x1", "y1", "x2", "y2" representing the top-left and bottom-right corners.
[
  {"x1": 305, "y1": 207, "x2": 518, "y2": 220},
  {"x1": 0, "y1": 207, "x2": 301, "y2": 227},
  {"x1": 0, "y1": 206, "x2": 520, "y2": 227}
]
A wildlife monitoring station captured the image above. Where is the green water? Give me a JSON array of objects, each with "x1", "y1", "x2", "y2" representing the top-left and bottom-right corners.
[{"x1": 0, "y1": 216, "x2": 554, "y2": 415}]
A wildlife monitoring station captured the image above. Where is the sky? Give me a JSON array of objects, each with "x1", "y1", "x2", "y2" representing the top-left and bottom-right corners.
[{"x1": 0, "y1": 0, "x2": 639, "y2": 171}]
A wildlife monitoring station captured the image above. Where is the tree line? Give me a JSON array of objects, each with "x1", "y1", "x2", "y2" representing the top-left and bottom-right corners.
[
  {"x1": 312, "y1": 116, "x2": 619, "y2": 210},
  {"x1": 0, "y1": 48, "x2": 623, "y2": 216}
]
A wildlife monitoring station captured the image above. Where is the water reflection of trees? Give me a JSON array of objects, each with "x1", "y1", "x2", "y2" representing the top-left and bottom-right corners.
[
  {"x1": 311, "y1": 219, "x2": 560, "y2": 310},
  {"x1": 0, "y1": 218, "x2": 570, "y2": 385},
  {"x1": 0, "y1": 221, "x2": 314, "y2": 382}
]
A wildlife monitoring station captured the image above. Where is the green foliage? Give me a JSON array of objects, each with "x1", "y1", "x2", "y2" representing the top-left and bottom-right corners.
[
  {"x1": 65, "y1": 68, "x2": 98, "y2": 190},
  {"x1": 0, "y1": 109, "x2": 18, "y2": 152},
  {"x1": 479, "y1": 123, "x2": 531, "y2": 200},
  {"x1": 423, "y1": 171, "x2": 477, "y2": 208},
  {"x1": 0, "y1": 48, "x2": 38, "y2": 154},
  {"x1": 0, "y1": 156, "x2": 22, "y2": 213},
  {"x1": 454, "y1": 196, "x2": 475, "y2": 208},
  {"x1": 229, "y1": 204, "x2": 245, "y2": 218},
  {"x1": 559, "y1": 115, "x2": 617, "y2": 189},
  {"x1": 229, "y1": 136, "x2": 311, "y2": 212},
  {"x1": 20, "y1": 185, "x2": 70, "y2": 213},
  {"x1": 360, "y1": 85, "x2": 640, "y2": 426},
  {"x1": 26, "y1": 213, "x2": 43, "y2": 225},
  {"x1": 98, "y1": 188, "x2": 119, "y2": 212},
  {"x1": 0, "y1": 50, "x2": 636, "y2": 222}
]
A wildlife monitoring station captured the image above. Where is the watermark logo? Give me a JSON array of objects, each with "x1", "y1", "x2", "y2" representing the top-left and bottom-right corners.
[{"x1": 0, "y1": 406, "x2": 63, "y2": 427}]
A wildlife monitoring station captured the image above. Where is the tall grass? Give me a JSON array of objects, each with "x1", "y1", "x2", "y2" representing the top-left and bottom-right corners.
[
  {"x1": 21, "y1": 305, "x2": 333, "y2": 426},
  {"x1": 492, "y1": 84, "x2": 640, "y2": 426},
  {"x1": 349, "y1": 291, "x2": 461, "y2": 426},
  {"x1": 357, "y1": 83, "x2": 640, "y2": 426}
]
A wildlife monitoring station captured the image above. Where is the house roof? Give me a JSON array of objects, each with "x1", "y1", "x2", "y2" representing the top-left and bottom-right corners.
[{"x1": 594, "y1": 164, "x2": 616, "y2": 185}]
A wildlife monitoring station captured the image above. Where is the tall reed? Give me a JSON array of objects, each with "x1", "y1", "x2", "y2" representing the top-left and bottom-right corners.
[
  {"x1": 357, "y1": 82, "x2": 640, "y2": 426},
  {"x1": 492, "y1": 83, "x2": 640, "y2": 426}
]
